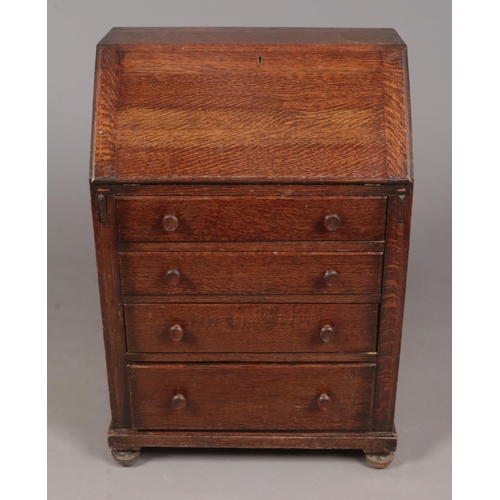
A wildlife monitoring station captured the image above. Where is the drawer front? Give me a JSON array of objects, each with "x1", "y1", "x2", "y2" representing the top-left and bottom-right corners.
[
  {"x1": 128, "y1": 363, "x2": 375, "y2": 431},
  {"x1": 124, "y1": 303, "x2": 378, "y2": 353},
  {"x1": 116, "y1": 196, "x2": 387, "y2": 242},
  {"x1": 119, "y1": 251, "x2": 383, "y2": 295}
]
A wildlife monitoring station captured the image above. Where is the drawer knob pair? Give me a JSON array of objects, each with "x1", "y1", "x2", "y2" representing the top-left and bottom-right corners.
[
  {"x1": 168, "y1": 324, "x2": 333, "y2": 343},
  {"x1": 164, "y1": 214, "x2": 339, "y2": 232},
  {"x1": 171, "y1": 393, "x2": 331, "y2": 411},
  {"x1": 324, "y1": 214, "x2": 341, "y2": 231},
  {"x1": 166, "y1": 268, "x2": 338, "y2": 287}
]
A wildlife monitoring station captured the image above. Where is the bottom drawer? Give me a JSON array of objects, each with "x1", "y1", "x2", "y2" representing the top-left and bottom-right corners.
[{"x1": 128, "y1": 363, "x2": 375, "y2": 431}]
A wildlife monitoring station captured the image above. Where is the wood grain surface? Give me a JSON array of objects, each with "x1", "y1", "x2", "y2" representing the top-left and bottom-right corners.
[
  {"x1": 373, "y1": 192, "x2": 413, "y2": 430},
  {"x1": 120, "y1": 294, "x2": 382, "y2": 304},
  {"x1": 125, "y1": 352, "x2": 377, "y2": 363},
  {"x1": 382, "y1": 48, "x2": 413, "y2": 179},
  {"x1": 108, "y1": 428, "x2": 398, "y2": 453},
  {"x1": 120, "y1": 48, "x2": 383, "y2": 74},
  {"x1": 128, "y1": 363, "x2": 376, "y2": 431},
  {"x1": 103, "y1": 184, "x2": 411, "y2": 196},
  {"x1": 117, "y1": 241, "x2": 386, "y2": 253},
  {"x1": 116, "y1": 196, "x2": 387, "y2": 242},
  {"x1": 119, "y1": 251, "x2": 383, "y2": 295},
  {"x1": 90, "y1": 28, "x2": 414, "y2": 460},
  {"x1": 114, "y1": 64, "x2": 387, "y2": 182},
  {"x1": 91, "y1": 190, "x2": 131, "y2": 427},
  {"x1": 91, "y1": 28, "x2": 412, "y2": 184},
  {"x1": 124, "y1": 303, "x2": 379, "y2": 353},
  {"x1": 90, "y1": 49, "x2": 120, "y2": 180},
  {"x1": 99, "y1": 27, "x2": 406, "y2": 48}
]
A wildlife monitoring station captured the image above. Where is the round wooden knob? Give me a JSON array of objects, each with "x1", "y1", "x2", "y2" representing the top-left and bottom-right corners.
[
  {"x1": 320, "y1": 325, "x2": 335, "y2": 343},
  {"x1": 323, "y1": 269, "x2": 338, "y2": 286},
  {"x1": 165, "y1": 269, "x2": 181, "y2": 287},
  {"x1": 162, "y1": 215, "x2": 179, "y2": 232},
  {"x1": 172, "y1": 393, "x2": 187, "y2": 410},
  {"x1": 317, "y1": 393, "x2": 332, "y2": 410},
  {"x1": 169, "y1": 324, "x2": 184, "y2": 341},
  {"x1": 324, "y1": 214, "x2": 341, "y2": 231}
]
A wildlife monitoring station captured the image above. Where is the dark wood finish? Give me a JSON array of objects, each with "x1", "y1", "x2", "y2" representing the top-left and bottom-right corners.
[
  {"x1": 120, "y1": 49, "x2": 383, "y2": 75},
  {"x1": 113, "y1": 78, "x2": 386, "y2": 183},
  {"x1": 90, "y1": 28, "x2": 413, "y2": 466},
  {"x1": 91, "y1": 190, "x2": 131, "y2": 428},
  {"x1": 123, "y1": 303, "x2": 379, "y2": 353},
  {"x1": 91, "y1": 29, "x2": 411, "y2": 184},
  {"x1": 111, "y1": 449, "x2": 141, "y2": 467},
  {"x1": 104, "y1": 184, "x2": 412, "y2": 196},
  {"x1": 128, "y1": 363, "x2": 376, "y2": 431},
  {"x1": 108, "y1": 427, "x2": 398, "y2": 453},
  {"x1": 90, "y1": 49, "x2": 120, "y2": 181},
  {"x1": 382, "y1": 48, "x2": 413, "y2": 180},
  {"x1": 116, "y1": 196, "x2": 387, "y2": 242},
  {"x1": 365, "y1": 452, "x2": 395, "y2": 469},
  {"x1": 119, "y1": 251, "x2": 383, "y2": 295},
  {"x1": 122, "y1": 294, "x2": 382, "y2": 304},
  {"x1": 97, "y1": 194, "x2": 108, "y2": 224},
  {"x1": 114, "y1": 66, "x2": 387, "y2": 183},
  {"x1": 126, "y1": 352, "x2": 377, "y2": 363},
  {"x1": 99, "y1": 27, "x2": 406, "y2": 48},
  {"x1": 373, "y1": 192, "x2": 413, "y2": 430},
  {"x1": 118, "y1": 241, "x2": 386, "y2": 253}
]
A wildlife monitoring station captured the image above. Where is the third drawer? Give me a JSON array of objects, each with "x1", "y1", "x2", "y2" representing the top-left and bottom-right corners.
[{"x1": 124, "y1": 303, "x2": 379, "y2": 353}]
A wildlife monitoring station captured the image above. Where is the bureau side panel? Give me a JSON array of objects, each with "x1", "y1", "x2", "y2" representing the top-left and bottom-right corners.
[
  {"x1": 373, "y1": 189, "x2": 413, "y2": 430},
  {"x1": 90, "y1": 48, "x2": 120, "y2": 181},
  {"x1": 91, "y1": 187, "x2": 131, "y2": 428},
  {"x1": 382, "y1": 47, "x2": 413, "y2": 180}
]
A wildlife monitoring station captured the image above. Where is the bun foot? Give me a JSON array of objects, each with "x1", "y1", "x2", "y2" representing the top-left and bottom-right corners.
[
  {"x1": 365, "y1": 452, "x2": 395, "y2": 469},
  {"x1": 111, "y1": 449, "x2": 141, "y2": 467}
]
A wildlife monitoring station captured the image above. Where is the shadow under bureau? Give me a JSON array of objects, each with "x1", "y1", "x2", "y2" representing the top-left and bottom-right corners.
[{"x1": 90, "y1": 27, "x2": 413, "y2": 469}]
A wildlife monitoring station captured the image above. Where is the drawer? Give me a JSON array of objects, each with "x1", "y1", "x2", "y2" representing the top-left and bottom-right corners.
[
  {"x1": 116, "y1": 196, "x2": 387, "y2": 242},
  {"x1": 119, "y1": 251, "x2": 383, "y2": 295},
  {"x1": 124, "y1": 303, "x2": 378, "y2": 353},
  {"x1": 128, "y1": 363, "x2": 375, "y2": 431}
]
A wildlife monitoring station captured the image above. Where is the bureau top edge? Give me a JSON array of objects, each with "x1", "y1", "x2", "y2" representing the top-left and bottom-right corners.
[
  {"x1": 88, "y1": 178, "x2": 414, "y2": 186},
  {"x1": 98, "y1": 27, "x2": 407, "y2": 48}
]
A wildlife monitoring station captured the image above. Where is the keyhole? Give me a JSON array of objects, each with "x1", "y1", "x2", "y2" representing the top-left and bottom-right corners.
[{"x1": 258, "y1": 56, "x2": 263, "y2": 64}]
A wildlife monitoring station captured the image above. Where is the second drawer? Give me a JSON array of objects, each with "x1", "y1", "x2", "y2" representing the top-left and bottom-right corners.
[
  {"x1": 124, "y1": 303, "x2": 379, "y2": 353},
  {"x1": 119, "y1": 251, "x2": 383, "y2": 295}
]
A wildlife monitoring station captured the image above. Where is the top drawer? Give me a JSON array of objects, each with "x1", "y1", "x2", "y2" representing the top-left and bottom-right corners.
[{"x1": 116, "y1": 196, "x2": 387, "y2": 242}]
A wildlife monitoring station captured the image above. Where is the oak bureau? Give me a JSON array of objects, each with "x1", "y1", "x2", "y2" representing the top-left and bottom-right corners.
[{"x1": 90, "y1": 27, "x2": 413, "y2": 468}]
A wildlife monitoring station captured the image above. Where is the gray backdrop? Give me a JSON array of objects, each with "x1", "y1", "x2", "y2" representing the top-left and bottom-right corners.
[{"x1": 48, "y1": 1, "x2": 451, "y2": 498}]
